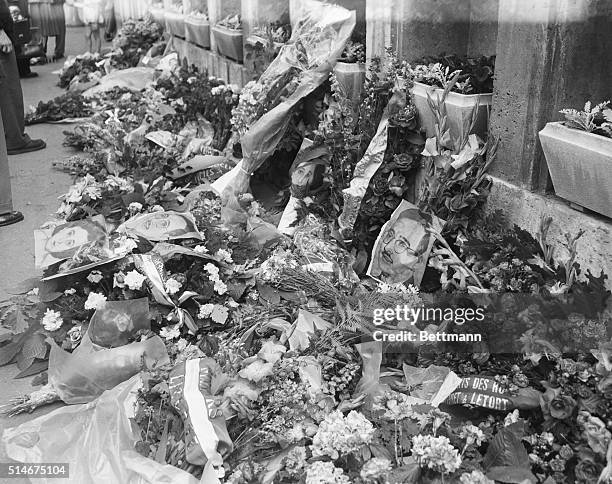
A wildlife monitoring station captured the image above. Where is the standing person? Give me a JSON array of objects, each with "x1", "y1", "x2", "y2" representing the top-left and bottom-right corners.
[
  {"x1": 0, "y1": 17, "x2": 23, "y2": 226},
  {"x1": 0, "y1": 0, "x2": 46, "y2": 155},
  {"x1": 28, "y1": 0, "x2": 65, "y2": 61},
  {"x1": 72, "y1": 0, "x2": 106, "y2": 53}
]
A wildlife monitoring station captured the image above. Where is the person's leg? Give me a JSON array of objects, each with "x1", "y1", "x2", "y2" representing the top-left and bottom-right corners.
[
  {"x1": 92, "y1": 24, "x2": 101, "y2": 54},
  {"x1": 54, "y1": 9, "x2": 66, "y2": 59},
  {"x1": 0, "y1": 108, "x2": 23, "y2": 225},
  {"x1": 84, "y1": 24, "x2": 92, "y2": 53},
  {"x1": 0, "y1": 49, "x2": 27, "y2": 150},
  {"x1": 0, "y1": 50, "x2": 45, "y2": 154}
]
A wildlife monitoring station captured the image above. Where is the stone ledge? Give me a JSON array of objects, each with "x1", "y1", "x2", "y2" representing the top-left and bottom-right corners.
[
  {"x1": 485, "y1": 176, "x2": 612, "y2": 291},
  {"x1": 168, "y1": 36, "x2": 249, "y2": 88}
]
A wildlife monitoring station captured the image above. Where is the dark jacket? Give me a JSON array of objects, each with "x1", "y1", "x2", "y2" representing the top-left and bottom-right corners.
[{"x1": 0, "y1": 0, "x2": 15, "y2": 44}]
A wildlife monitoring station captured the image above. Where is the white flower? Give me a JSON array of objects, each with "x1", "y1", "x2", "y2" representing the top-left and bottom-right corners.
[
  {"x1": 504, "y1": 409, "x2": 520, "y2": 427},
  {"x1": 204, "y1": 263, "x2": 220, "y2": 277},
  {"x1": 258, "y1": 340, "x2": 286, "y2": 363},
  {"x1": 360, "y1": 458, "x2": 392, "y2": 482},
  {"x1": 165, "y1": 278, "x2": 182, "y2": 295},
  {"x1": 124, "y1": 270, "x2": 147, "y2": 290},
  {"x1": 84, "y1": 292, "x2": 107, "y2": 310},
  {"x1": 198, "y1": 303, "x2": 214, "y2": 319},
  {"x1": 160, "y1": 323, "x2": 181, "y2": 340},
  {"x1": 459, "y1": 470, "x2": 494, "y2": 484},
  {"x1": 113, "y1": 271, "x2": 126, "y2": 288},
  {"x1": 239, "y1": 360, "x2": 274, "y2": 382},
  {"x1": 104, "y1": 175, "x2": 133, "y2": 192},
  {"x1": 411, "y1": 435, "x2": 462, "y2": 474},
  {"x1": 67, "y1": 324, "x2": 82, "y2": 346},
  {"x1": 214, "y1": 280, "x2": 227, "y2": 295},
  {"x1": 226, "y1": 298, "x2": 239, "y2": 308},
  {"x1": 176, "y1": 338, "x2": 188, "y2": 352},
  {"x1": 305, "y1": 461, "x2": 350, "y2": 484},
  {"x1": 128, "y1": 202, "x2": 143, "y2": 213},
  {"x1": 113, "y1": 236, "x2": 138, "y2": 256},
  {"x1": 216, "y1": 248, "x2": 233, "y2": 263},
  {"x1": 87, "y1": 270, "x2": 103, "y2": 284},
  {"x1": 150, "y1": 205, "x2": 165, "y2": 212},
  {"x1": 64, "y1": 288, "x2": 76, "y2": 295},
  {"x1": 311, "y1": 410, "x2": 375, "y2": 460},
  {"x1": 41, "y1": 309, "x2": 63, "y2": 332},
  {"x1": 460, "y1": 424, "x2": 485, "y2": 447},
  {"x1": 193, "y1": 245, "x2": 209, "y2": 254}
]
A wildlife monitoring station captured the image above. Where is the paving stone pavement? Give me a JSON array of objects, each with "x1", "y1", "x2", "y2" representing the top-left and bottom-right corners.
[{"x1": 0, "y1": 27, "x2": 110, "y2": 483}]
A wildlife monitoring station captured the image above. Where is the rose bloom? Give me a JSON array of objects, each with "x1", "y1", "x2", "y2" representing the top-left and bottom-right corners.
[
  {"x1": 575, "y1": 453, "x2": 603, "y2": 482},
  {"x1": 123, "y1": 270, "x2": 147, "y2": 290},
  {"x1": 541, "y1": 385, "x2": 576, "y2": 420},
  {"x1": 41, "y1": 309, "x2": 63, "y2": 332},
  {"x1": 84, "y1": 292, "x2": 107, "y2": 310}
]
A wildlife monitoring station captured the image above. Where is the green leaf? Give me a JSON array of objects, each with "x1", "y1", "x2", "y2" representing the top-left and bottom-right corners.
[
  {"x1": 15, "y1": 359, "x2": 48, "y2": 379},
  {"x1": 21, "y1": 333, "x2": 48, "y2": 360},
  {"x1": 16, "y1": 353, "x2": 34, "y2": 371},
  {"x1": 486, "y1": 466, "x2": 537, "y2": 483},
  {"x1": 12, "y1": 308, "x2": 29, "y2": 334},
  {"x1": 483, "y1": 422, "x2": 530, "y2": 470},
  {"x1": 0, "y1": 342, "x2": 21, "y2": 366}
]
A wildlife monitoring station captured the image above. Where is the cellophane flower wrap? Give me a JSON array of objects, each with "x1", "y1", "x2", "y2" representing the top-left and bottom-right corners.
[{"x1": 212, "y1": 0, "x2": 355, "y2": 220}]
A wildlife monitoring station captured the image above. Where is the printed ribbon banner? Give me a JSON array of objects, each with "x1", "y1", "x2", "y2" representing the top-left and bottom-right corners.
[
  {"x1": 444, "y1": 376, "x2": 513, "y2": 411},
  {"x1": 132, "y1": 254, "x2": 199, "y2": 333},
  {"x1": 169, "y1": 358, "x2": 233, "y2": 481}
]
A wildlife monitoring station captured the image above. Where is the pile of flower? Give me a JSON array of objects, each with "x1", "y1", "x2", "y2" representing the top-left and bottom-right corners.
[{"x1": 1, "y1": 12, "x2": 611, "y2": 484}]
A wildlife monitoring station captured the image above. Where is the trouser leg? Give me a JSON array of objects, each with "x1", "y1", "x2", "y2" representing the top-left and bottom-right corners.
[
  {"x1": 0, "y1": 50, "x2": 28, "y2": 151},
  {"x1": 0, "y1": 109, "x2": 14, "y2": 215},
  {"x1": 55, "y1": 28, "x2": 66, "y2": 57}
]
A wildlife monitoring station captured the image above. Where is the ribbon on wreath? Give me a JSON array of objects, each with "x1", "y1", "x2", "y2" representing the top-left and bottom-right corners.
[
  {"x1": 169, "y1": 358, "x2": 233, "y2": 481},
  {"x1": 132, "y1": 253, "x2": 199, "y2": 333}
]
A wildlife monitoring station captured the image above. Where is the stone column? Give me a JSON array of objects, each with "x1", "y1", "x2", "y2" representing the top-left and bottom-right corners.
[{"x1": 489, "y1": 0, "x2": 612, "y2": 190}]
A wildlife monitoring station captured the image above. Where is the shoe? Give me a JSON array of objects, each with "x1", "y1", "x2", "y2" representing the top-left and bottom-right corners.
[
  {"x1": 20, "y1": 72, "x2": 38, "y2": 79},
  {"x1": 0, "y1": 211, "x2": 24, "y2": 227},
  {"x1": 7, "y1": 139, "x2": 46, "y2": 155}
]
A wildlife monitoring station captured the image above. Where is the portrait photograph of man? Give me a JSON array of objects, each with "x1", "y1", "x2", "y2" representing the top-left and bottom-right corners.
[
  {"x1": 116, "y1": 211, "x2": 203, "y2": 242},
  {"x1": 367, "y1": 200, "x2": 442, "y2": 287},
  {"x1": 34, "y1": 215, "x2": 110, "y2": 269}
]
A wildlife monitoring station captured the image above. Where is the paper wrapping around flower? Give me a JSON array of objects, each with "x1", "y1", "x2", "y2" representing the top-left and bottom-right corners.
[
  {"x1": 34, "y1": 215, "x2": 111, "y2": 269},
  {"x1": 366, "y1": 200, "x2": 443, "y2": 287},
  {"x1": 278, "y1": 139, "x2": 330, "y2": 235},
  {"x1": 286, "y1": 309, "x2": 332, "y2": 351},
  {"x1": 211, "y1": 2, "x2": 355, "y2": 204},
  {"x1": 338, "y1": 91, "x2": 396, "y2": 235},
  {"x1": 169, "y1": 358, "x2": 233, "y2": 479},
  {"x1": 2, "y1": 375, "x2": 199, "y2": 484},
  {"x1": 88, "y1": 297, "x2": 150, "y2": 348},
  {"x1": 116, "y1": 211, "x2": 203, "y2": 242},
  {"x1": 402, "y1": 364, "x2": 461, "y2": 407},
  {"x1": 48, "y1": 332, "x2": 169, "y2": 405}
]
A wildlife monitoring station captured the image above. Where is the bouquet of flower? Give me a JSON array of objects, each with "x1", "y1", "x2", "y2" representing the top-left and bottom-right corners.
[{"x1": 211, "y1": 0, "x2": 356, "y2": 218}]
